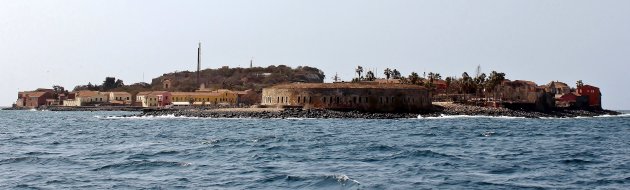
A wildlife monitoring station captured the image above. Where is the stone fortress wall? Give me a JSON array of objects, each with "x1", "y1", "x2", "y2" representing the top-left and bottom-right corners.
[{"x1": 261, "y1": 83, "x2": 431, "y2": 113}]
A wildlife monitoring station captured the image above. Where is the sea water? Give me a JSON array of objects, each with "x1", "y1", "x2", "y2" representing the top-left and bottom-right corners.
[{"x1": 1, "y1": 110, "x2": 629, "y2": 189}]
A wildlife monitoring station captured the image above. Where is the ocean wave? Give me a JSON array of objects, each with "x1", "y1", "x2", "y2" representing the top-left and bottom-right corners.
[
  {"x1": 92, "y1": 160, "x2": 192, "y2": 171},
  {"x1": 0, "y1": 156, "x2": 79, "y2": 166},
  {"x1": 126, "y1": 150, "x2": 180, "y2": 160},
  {"x1": 418, "y1": 114, "x2": 526, "y2": 119},
  {"x1": 281, "y1": 174, "x2": 360, "y2": 189},
  {"x1": 594, "y1": 113, "x2": 630, "y2": 118},
  {"x1": 540, "y1": 113, "x2": 630, "y2": 119}
]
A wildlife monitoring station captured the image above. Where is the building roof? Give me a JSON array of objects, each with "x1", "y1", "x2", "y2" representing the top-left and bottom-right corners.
[
  {"x1": 108, "y1": 91, "x2": 132, "y2": 96},
  {"x1": 137, "y1": 91, "x2": 169, "y2": 96},
  {"x1": 76, "y1": 90, "x2": 100, "y2": 97},
  {"x1": 171, "y1": 92, "x2": 224, "y2": 96},
  {"x1": 25, "y1": 91, "x2": 50, "y2": 98},
  {"x1": 579, "y1": 85, "x2": 600, "y2": 90},
  {"x1": 374, "y1": 79, "x2": 402, "y2": 84},
  {"x1": 266, "y1": 83, "x2": 427, "y2": 90}
]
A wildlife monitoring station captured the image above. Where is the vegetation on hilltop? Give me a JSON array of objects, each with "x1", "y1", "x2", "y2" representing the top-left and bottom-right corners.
[{"x1": 151, "y1": 65, "x2": 325, "y2": 92}]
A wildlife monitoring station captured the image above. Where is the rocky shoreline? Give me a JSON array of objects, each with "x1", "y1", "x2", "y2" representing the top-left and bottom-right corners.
[
  {"x1": 3, "y1": 103, "x2": 621, "y2": 119},
  {"x1": 131, "y1": 103, "x2": 621, "y2": 119}
]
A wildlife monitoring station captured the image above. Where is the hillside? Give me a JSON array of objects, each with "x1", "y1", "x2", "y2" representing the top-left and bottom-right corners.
[{"x1": 150, "y1": 65, "x2": 325, "y2": 92}]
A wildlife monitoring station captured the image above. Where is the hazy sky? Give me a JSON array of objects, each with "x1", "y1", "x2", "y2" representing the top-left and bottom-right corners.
[{"x1": 1, "y1": 0, "x2": 629, "y2": 109}]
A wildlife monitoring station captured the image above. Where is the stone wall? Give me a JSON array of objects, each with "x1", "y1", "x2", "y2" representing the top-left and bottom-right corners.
[{"x1": 261, "y1": 83, "x2": 431, "y2": 113}]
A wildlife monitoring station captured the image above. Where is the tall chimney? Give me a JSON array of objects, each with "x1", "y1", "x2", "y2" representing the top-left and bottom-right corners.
[{"x1": 197, "y1": 42, "x2": 201, "y2": 86}]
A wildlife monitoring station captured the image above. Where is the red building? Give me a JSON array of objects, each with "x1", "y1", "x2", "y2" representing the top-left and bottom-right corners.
[
  {"x1": 577, "y1": 85, "x2": 601, "y2": 109},
  {"x1": 433, "y1": 80, "x2": 448, "y2": 94}
]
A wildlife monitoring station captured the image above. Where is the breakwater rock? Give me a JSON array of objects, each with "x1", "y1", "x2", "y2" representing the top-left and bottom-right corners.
[{"x1": 132, "y1": 103, "x2": 621, "y2": 119}]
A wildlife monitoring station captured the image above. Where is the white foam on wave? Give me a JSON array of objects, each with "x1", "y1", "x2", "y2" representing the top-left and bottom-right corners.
[
  {"x1": 540, "y1": 113, "x2": 630, "y2": 120},
  {"x1": 418, "y1": 114, "x2": 526, "y2": 120},
  {"x1": 594, "y1": 113, "x2": 630, "y2": 118},
  {"x1": 102, "y1": 114, "x2": 256, "y2": 120},
  {"x1": 333, "y1": 174, "x2": 360, "y2": 184}
]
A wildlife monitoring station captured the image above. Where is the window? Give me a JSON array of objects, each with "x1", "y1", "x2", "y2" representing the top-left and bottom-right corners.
[
  {"x1": 298, "y1": 97, "x2": 301, "y2": 103},
  {"x1": 322, "y1": 97, "x2": 326, "y2": 103},
  {"x1": 309, "y1": 97, "x2": 312, "y2": 104},
  {"x1": 353, "y1": 97, "x2": 357, "y2": 104}
]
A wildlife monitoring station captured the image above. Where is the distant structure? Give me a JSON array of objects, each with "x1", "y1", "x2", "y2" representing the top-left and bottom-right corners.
[
  {"x1": 475, "y1": 65, "x2": 482, "y2": 78},
  {"x1": 332, "y1": 73, "x2": 340, "y2": 82},
  {"x1": 197, "y1": 42, "x2": 201, "y2": 87},
  {"x1": 250, "y1": 57, "x2": 253, "y2": 68},
  {"x1": 162, "y1": 78, "x2": 172, "y2": 89},
  {"x1": 261, "y1": 83, "x2": 431, "y2": 112}
]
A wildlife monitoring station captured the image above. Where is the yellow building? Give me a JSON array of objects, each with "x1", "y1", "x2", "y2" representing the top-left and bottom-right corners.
[
  {"x1": 171, "y1": 90, "x2": 238, "y2": 106},
  {"x1": 62, "y1": 91, "x2": 109, "y2": 107},
  {"x1": 136, "y1": 91, "x2": 170, "y2": 107},
  {"x1": 108, "y1": 92, "x2": 132, "y2": 105}
]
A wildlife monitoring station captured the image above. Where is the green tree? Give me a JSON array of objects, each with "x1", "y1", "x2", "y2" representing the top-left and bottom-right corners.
[
  {"x1": 409, "y1": 72, "x2": 420, "y2": 85},
  {"x1": 486, "y1": 71, "x2": 506, "y2": 101},
  {"x1": 102, "y1": 77, "x2": 117, "y2": 91},
  {"x1": 460, "y1": 72, "x2": 475, "y2": 94},
  {"x1": 445, "y1": 77, "x2": 453, "y2": 95},
  {"x1": 114, "y1": 79, "x2": 124, "y2": 88},
  {"x1": 365, "y1": 71, "x2": 376, "y2": 81},
  {"x1": 392, "y1": 69, "x2": 401, "y2": 79},
  {"x1": 486, "y1": 71, "x2": 506, "y2": 92},
  {"x1": 576, "y1": 80, "x2": 584, "y2": 87}
]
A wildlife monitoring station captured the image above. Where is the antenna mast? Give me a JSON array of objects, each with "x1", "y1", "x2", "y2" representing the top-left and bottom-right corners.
[
  {"x1": 197, "y1": 42, "x2": 201, "y2": 87},
  {"x1": 475, "y1": 65, "x2": 481, "y2": 78}
]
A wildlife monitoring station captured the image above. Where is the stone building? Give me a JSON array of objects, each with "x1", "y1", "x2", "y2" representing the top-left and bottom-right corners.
[
  {"x1": 261, "y1": 83, "x2": 432, "y2": 113},
  {"x1": 496, "y1": 80, "x2": 555, "y2": 111},
  {"x1": 15, "y1": 91, "x2": 53, "y2": 108}
]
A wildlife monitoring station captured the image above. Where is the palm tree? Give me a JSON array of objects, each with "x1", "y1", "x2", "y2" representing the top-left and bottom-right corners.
[
  {"x1": 384, "y1": 68, "x2": 392, "y2": 80},
  {"x1": 428, "y1": 72, "x2": 441, "y2": 83},
  {"x1": 445, "y1": 77, "x2": 453, "y2": 95},
  {"x1": 355, "y1": 66, "x2": 363, "y2": 81},
  {"x1": 486, "y1": 71, "x2": 506, "y2": 101},
  {"x1": 409, "y1": 72, "x2": 420, "y2": 85},
  {"x1": 461, "y1": 72, "x2": 474, "y2": 94}
]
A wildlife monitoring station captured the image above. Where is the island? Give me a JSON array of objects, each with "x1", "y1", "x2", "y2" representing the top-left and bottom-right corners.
[{"x1": 4, "y1": 64, "x2": 620, "y2": 119}]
